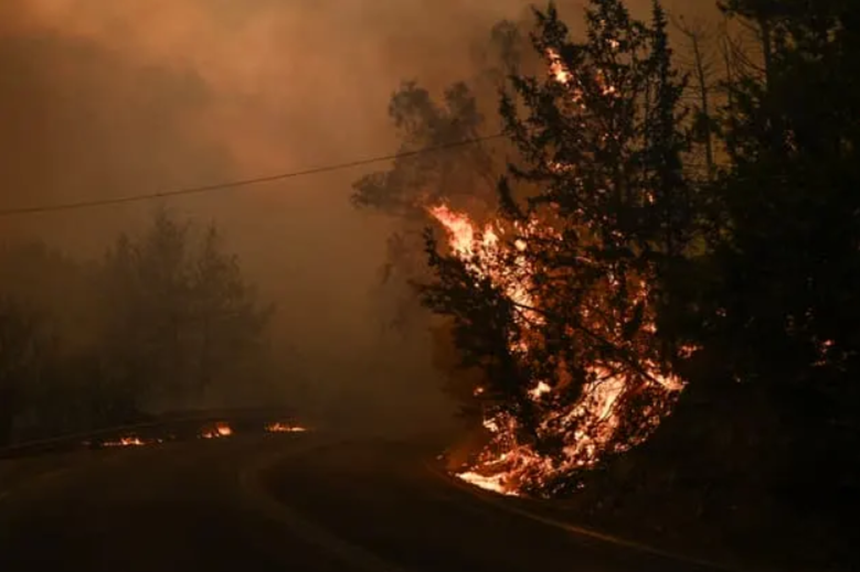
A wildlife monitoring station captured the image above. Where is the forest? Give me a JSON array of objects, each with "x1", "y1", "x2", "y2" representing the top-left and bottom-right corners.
[
  {"x1": 0, "y1": 209, "x2": 275, "y2": 445},
  {"x1": 352, "y1": 0, "x2": 857, "y2": 567}
]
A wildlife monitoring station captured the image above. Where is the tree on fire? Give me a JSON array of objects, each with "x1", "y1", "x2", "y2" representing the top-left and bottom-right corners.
[
  {"x1": 422, "y1": 0, "x2": 859, "y2": 562},
  {"x1": 352, "y1": 3, "x2": 857, "y2": 560},
  {"x1": 419, "y1": 0, "x2": 692, "y2": 494}
]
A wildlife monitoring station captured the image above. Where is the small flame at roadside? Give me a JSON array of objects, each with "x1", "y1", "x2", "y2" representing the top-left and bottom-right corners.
[
  {"x1": 200, "y1": 422, "x2": 233, "y2": 439},
  {"x1": 102, "y1": 436, "x2": 150, "y2": 447},
  {"x1": 265, "y1": 422, "x2": 308, "y2": 433},
  {"x1": 456, "y1": 471, "x2": 519, "y2": 496}
]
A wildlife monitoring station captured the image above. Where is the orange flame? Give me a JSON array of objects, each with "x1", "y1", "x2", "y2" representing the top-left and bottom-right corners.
[
  {"x1": 102, "y1": 435, "x2": 149, "y2": 447},
  {"x1": 427, "y1": 205, "x2": 498, "y2": 260},
  {"x1": 200, "y1": 422, "x2": 232, "y2": 439},
  {"x1": 457, "y1": 471, "x2": 519, "y2": 496},
  {"x1": 265, "y1": 422, "x2": 308, "y2": 433}
]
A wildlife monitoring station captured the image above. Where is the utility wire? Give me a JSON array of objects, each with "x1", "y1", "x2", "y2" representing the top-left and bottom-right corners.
[{"x1": 0, "y1": 133, "x2": 505, "y2": 218}]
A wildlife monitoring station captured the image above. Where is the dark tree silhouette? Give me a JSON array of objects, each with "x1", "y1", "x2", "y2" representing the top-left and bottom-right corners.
[
  {"x1": 0, "y1": 299, "x2": 50, "y2": 446},
  {"x1": 688, "y1": 0, "x2": 860, "y2": 528},
  {"x1": 100, "y1": 209, "x2": 273, "y2": 411}
]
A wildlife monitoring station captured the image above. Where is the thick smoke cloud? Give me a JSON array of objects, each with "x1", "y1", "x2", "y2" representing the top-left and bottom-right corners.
[{"x1": 0, "y1": 0, "x2": 716, "y2": 435}]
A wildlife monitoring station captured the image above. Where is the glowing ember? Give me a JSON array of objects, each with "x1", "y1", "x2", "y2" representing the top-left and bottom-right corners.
[
  {"x1": 200, "y1": 422, "x2": 232, "y2": 439},
  {"x1": 265, "y1": 422, "x2": 308, "y2": 433},
  {"x1": 528, "y1": 381, "x2": 552, "y2": 400},
  {"x1": 547, "y1": 48, "x2": 572, "y2": 85}
]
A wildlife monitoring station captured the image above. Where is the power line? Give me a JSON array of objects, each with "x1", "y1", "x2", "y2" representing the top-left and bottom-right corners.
[{"x1": 0, "y1": 133, "x2": 505, "y2": 218}]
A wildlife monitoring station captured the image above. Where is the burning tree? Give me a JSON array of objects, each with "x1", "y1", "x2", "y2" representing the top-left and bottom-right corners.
[{"x1": 419, "y1": 0, "x2": 696, "y2": 496}]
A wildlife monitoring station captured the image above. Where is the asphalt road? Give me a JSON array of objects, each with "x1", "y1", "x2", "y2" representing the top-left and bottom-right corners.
[{"x1": 0, "y1": 433, "x2": 726, "y2": 572}]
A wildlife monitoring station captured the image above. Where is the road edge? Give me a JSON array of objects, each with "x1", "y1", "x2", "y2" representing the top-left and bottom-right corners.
[{"x1": 423, "y1": 459, "x2": 757, "y2": 572}]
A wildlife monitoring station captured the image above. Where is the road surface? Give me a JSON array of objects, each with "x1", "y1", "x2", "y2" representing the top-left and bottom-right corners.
[{"x1": 0, "y1": 433, "x2": 725, "y2": 572}]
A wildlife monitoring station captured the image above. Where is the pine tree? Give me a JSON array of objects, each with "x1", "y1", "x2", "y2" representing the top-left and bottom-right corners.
[{"x1": 419, "y1": 0, "x2": 693, "y2": 494}]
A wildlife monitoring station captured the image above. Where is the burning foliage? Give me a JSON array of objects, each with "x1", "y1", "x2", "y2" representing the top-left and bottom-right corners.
[
  {"x1": 415, "y1": 1, "x2": 693, "y2": 497},
  {"x1": 427, "y1": 204, "x2": 684, "y2": 496},
  {"x1": 347, "y1": 1, "x2": 695, "y2": 498}
]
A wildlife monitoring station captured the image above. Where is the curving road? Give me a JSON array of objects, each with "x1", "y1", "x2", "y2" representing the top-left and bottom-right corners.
[{"x1": 0, "y1": 433, "x2": 725, "y2": 572}]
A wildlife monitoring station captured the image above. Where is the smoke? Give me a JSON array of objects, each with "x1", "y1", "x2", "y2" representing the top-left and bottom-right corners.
[{"x1": 0, "y1": 0, "x2": 717, "y2": 437}]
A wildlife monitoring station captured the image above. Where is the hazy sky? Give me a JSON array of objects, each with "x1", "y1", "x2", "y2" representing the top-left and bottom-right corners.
[{"x1": 0, "y1": 0, "x2": 718, "y2": 428}]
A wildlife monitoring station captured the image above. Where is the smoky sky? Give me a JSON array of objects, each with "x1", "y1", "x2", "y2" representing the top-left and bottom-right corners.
[{"x1": 0, "y1": 0, "x2": 717, "y2": 430}]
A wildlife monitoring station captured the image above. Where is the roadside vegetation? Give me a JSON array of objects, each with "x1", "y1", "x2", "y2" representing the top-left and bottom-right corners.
[{"x1": 352, "y1": 1, "x2": 858, "y2": 568}]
